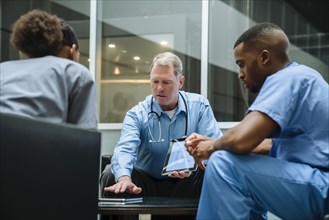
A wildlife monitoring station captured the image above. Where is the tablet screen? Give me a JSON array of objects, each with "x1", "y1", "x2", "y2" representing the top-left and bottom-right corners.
[{"x1": 161, "y1": 137, "x2": 197, "y2": 175}]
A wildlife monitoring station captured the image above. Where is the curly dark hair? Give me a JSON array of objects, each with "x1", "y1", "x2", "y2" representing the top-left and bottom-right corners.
[{"x1": 10, "y1": 9, "x2": 78, "y2": 58}]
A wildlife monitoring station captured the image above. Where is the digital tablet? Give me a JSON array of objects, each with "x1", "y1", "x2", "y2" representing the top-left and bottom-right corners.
[{"x1": 161, "y1": 137, "x2": 197, "y2": 176}]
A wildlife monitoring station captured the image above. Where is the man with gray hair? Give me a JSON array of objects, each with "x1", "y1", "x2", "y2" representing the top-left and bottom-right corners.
[{"x1": 100, "y1": 52, "x2": 222, "y2": 219}]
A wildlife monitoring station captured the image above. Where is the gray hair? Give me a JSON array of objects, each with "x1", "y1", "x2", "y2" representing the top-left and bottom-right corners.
[{"x1": 150, "y1": 52, "x2": 183, "y2": 78}]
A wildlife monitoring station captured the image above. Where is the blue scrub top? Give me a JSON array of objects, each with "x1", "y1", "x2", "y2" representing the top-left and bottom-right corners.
[{"x1": 249, "y1": 62, "x2": 329, "y2": 169}]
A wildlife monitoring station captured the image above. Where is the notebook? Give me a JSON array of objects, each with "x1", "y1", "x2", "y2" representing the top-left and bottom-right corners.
[
  {"x1": 0, "y1": 113, "x2": 101, "y2": 220},
  {"x1": 98, "y1": 197, "x2": 143, "y2": 205}
]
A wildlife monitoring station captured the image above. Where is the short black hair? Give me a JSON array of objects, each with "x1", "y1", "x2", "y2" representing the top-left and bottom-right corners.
[
  {"x1": 61, "y1": 20, "x2": 79, "y2": 50},
  {"x1": 233, "y1": 22, "x2": 282, "y2": 49}
]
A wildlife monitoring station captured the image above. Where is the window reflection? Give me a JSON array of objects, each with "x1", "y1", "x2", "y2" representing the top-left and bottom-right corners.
[
  {"x1": 208, "y1": 0, "x2": 329, "y2": 121},
  {"x1": 1, "y1": 0, "x2": 327, "y2": 124},
  {"x1": 98, "y1": 0, "x2": 202, "y2": 123},
  {"x1": 0, "y1": 0, "x2": 90, "y2": 68}
]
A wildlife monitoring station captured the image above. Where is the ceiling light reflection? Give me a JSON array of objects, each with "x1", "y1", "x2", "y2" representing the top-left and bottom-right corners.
[
  {"x1": 160, "y1": 41, "x2": 168, "y2": 46},
  {"x1": 114, "y1": 66, "x2": 120, "y2": 75}
]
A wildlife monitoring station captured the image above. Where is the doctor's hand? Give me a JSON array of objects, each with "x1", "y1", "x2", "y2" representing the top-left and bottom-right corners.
[
  {"x1": 168, "y1": 171, "x2": 191, "y2": 179},
  {"x1": 185, "y1": 133, "x2": 216, "y2": 169},
  {"x1": 104, "y1": 175, "x2": 142, "y2": 195}
]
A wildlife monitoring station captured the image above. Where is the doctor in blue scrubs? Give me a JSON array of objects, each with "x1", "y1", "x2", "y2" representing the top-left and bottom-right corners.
[{"x1": 186, "y1": 22, "x2": 329, "y2": 219}]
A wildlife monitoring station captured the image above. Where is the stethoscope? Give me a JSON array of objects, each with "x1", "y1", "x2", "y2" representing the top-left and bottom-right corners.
[{"x1": 148, "y1": 92, "x2": 188, "y2": 143}]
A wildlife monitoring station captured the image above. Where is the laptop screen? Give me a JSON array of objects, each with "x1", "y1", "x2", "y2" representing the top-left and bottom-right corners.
[{"x1": 0, "y1": 113, "x2": 101, "y2": 220}]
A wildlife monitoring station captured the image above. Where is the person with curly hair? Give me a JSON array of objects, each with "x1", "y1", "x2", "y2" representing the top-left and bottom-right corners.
[{"x1": 0, "y1": 9, "x2": 97, "y2": 129}]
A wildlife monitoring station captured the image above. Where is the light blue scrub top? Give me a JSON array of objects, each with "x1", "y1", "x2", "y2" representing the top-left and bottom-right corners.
[
  {"x1": 249, "y1": 62, "x2": 329, "y2": 169},
  {"x1": 111, "y1": 91, "x2": 222, "y2": 180}
]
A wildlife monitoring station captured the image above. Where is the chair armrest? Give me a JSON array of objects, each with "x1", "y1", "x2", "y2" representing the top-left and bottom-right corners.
[{"x1": 101, "y1": 154, "x2": 113, "y2": 172}]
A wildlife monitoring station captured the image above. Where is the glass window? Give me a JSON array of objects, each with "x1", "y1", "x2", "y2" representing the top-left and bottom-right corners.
[
  {"x1": 0, "y1": 0, "x2": 90, "y2": 68},
  {"x1": 51, "y1": 0, "x2": 91, "y2": 68},
  {"x1": 208, "y1": 0, "x2": 250, "y2": 121},
  {"x1": 1, "y1": 0, "x2": 327, "y2": 125},
  {"x1": 208, "y1": 0, "x2": 329, "y2": 122},
  {"x1": 96, "y1": 0, "x2": 202, "y2": 123}
]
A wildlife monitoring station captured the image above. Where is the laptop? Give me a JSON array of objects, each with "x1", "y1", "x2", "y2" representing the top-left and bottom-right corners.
[{"x1": 0, "y1": 113, "x2": 101, "y2": 220}]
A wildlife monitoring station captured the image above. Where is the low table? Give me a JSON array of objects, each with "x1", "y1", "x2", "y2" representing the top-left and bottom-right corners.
[{"x1": 98, "y1": 197, "x2": 198, "y2": 219}]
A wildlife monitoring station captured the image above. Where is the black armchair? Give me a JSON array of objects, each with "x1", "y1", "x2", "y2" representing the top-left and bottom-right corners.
[{"x1": 101, "y1": 154, "x2": 113, "y2": 172}]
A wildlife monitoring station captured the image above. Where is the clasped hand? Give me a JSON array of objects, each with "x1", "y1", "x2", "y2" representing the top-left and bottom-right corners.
[{"x1": 185, "y1": 133, "x2": 216, "y2": 170}]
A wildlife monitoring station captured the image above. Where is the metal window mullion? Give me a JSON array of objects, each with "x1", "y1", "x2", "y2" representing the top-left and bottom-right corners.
[
  {"x1": 89, "y1": 0, "x2": 97, "y2": 81},
  {"x1": 201, "y1": 0, "x2": 209, "y2": 98},
  {"x1": 89, "y1": 0, "x2": 101, "y2": 124}
]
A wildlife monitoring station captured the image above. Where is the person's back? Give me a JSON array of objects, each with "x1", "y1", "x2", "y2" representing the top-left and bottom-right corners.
[{"x1": 0, "y1": 9, "x2": 97, "y2": 129}]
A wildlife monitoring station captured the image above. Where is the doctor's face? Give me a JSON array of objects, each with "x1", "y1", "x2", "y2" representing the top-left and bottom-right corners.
[{"x1": 150, "y1": 64, "x2": 184, "y2": 111}]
